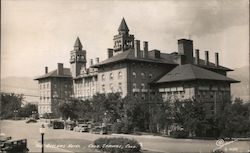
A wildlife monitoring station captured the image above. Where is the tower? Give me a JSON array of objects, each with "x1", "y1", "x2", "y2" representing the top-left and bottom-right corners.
[
  {"x1": 70, "y1": 37, "x2": 86, "y2": 78},
  {"x1": 113, "y1": 18, "x2": 134, "y2": 54}
]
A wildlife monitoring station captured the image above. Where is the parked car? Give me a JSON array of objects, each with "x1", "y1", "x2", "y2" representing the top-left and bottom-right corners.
[
  {"x1": 65, "y1": 121, "x2": 77, "y2": 131},
  {"x1": 74, "y1": 124, "x2": 88, "y2": 132},
  {"x1": 26, "y1": 118, "x2": 37, "y2": 123},
  {"x1": 48, "y1": 120, "x2": 64, "y2": 129},
  {"x1": 90, "y1": 126, "x2": 107, "y2": 134}
]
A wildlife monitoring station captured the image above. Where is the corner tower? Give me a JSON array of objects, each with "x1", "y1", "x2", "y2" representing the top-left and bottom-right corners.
[
  {"x1": 70, "y1": 37, "x2": 86, "y2": 78},
  {"x1": 113, "y1": 18, "x2": 134, "y2": 55}
]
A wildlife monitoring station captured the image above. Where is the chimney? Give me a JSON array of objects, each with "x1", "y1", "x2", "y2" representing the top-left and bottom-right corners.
[
  {"x1": 45, "y1": 66, "x2": 48, "y2": 74},
  {"x1": 215, "y1": 52, "x2": 219, "y2": 66},
  {"x1": 107, "y1": 48, "x2": 113, "y2": 58},
  {"x1": 134, "y1": 40, "x2": 140, "y2": 58},
  {"x1": 90, "y1": 59, "x2": 93, "y2": 66},
  {"x1": 178, "y1": 39, "x2": 193, "y2": 64},
  {"x1": 205, "y1": 51, "x2": 209, "y2": 65},
  {"x1": 195, "y1": 49, "x2": 200, "y2": 65},
  {"x1": 96, "y1": 57, "x2": 99, "y2": 64},
  {"x1": 57, "y1": 63, "x2": 63, "y2": 75},
  {"x1": 143, "y1": 41, "x2": 148, "y2": 58}
]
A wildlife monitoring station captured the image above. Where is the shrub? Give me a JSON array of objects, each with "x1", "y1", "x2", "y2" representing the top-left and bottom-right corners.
[
  {"x1": 112, "y1": 122, "x2": 124, "y2": 134},
  {"x1": 170, "y1": 130, "x2": 189, "y2": 138},
  {"x1": 93, "y1": 137, "x2": 141, "y2": 153}
]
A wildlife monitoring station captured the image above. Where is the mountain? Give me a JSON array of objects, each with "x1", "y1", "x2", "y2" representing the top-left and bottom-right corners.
[
  {"x1": 228, "y1": 65, "x2": 250, "y2": 102},
  {"x1": 1, "y1": 66, "x2": 249, "y2": 104},
  {"x1": 0, "y1": 77, "x2": 39, "y2": 104}
]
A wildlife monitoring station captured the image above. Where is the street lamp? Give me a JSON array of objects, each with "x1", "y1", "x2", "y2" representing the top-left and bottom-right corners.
[{"x1": 39, "y1": 124, "x2": 46, "y2": 153}]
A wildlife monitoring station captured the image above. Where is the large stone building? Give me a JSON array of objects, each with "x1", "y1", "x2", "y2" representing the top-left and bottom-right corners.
[{"x1": 35, "y1": 18, "x2": 239, "y2": 116}]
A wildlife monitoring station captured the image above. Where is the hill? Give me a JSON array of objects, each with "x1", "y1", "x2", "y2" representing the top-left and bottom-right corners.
[
  {"x1": 0, "y1": 77, "x2": 39, "y2": 104},
  {"x1": 228, "y1": 65, "x2": 250, "y2": 102}
]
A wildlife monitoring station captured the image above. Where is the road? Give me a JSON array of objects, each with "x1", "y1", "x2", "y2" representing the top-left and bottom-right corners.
[{"x1": 1, "y1": 120, "x2": 249, "y2": 153}]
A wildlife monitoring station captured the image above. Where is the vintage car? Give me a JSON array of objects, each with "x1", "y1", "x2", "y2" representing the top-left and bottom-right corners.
[
  {"x1": 65, "y1": 121, "x2": 77, "y2": 130},
  {"x1": 90, "y1": 126, "x2": 107, "y2": 135},
  {"x1": 25, "y1": 118, "x2": 37, "y2": 123},
  {"x1": 73, "y1": 124, "x2": 88, "y2": 132},
  {"x1": 1, "y1": 136, "x2": 29, "y2": 153},
  {"x1": 48, "y1": 120, "x2": 64, "y2": 129}
]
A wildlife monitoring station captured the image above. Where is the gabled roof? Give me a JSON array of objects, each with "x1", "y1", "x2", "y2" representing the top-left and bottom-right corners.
[
  {"x1": 74, "y1": 37, "x2": 82, "y2": 47},
  {"x1": 118, "y1": 18, "x2": 129, "y2": 32},
  {"x1": 92, "y1": 49, "x2": 178, "y2": 68},
  {"x1": 155, "y1": 64, "x2": 239, "y2": 83},
  {"x1": 34, "y1": 68, "x2": 72, "y2": 80}
]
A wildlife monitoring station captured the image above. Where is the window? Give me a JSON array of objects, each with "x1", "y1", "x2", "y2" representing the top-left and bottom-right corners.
[
  {"x1": 110, "y1": 83, "x2": 114, "y2": 91},
  {"x1": 102, "y1": 85, "x2": 105, "y2": 92},
  {"x1": 118, "y1": 83, "x2": 122, "y2": 92},
  {"x1": 102, "y1": 74, "x2": 105, "y2": 81},
  {"x1": 118, "y1": 72, "x2": 122, "y2": 79},
  {"x1": 110, "y1": 73, "x2": 114, "y2": 80},
  {"x1": 149, "y1": 73, "x2": 153, "y2": 79},
  {"x1": 141, "y1": 72, "x2": 145, "y2": 79},
  {"x1": 133, "y1": 83, "x2": 137, "y2": 89},
  {"x1": 132, "y1": 72, "x2": 136, "y2": 78},
  {"x1": 141, "y1": 83, "x2": 145, "y2": 89}
]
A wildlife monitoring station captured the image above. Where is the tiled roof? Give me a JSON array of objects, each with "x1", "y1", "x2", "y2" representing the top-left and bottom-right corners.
[
  {"x1": 155, "y1": 64, "x2": 239, "y2": 83},
  {"x1": 92, "y1": 49, "x2": 178, "y2": 67},
  {"x1": 34, "y1": 68, "x2": 72, "y2": 80}
]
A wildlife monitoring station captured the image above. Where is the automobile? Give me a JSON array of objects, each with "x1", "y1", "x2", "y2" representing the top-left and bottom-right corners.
[
  {"x1": 48, "y1": 120, "x2": 64, "y2": 129},
  {"x1": 90, "y1": 126, "x2": 107, "y2": 135},
  {"x1": 73, "y1": 124, "x2": 88, "y2": 132},
  {"x1": 25, "y1": 118, "x2": 37, "y2": 123},
  {"x1": 65, "y1": 121, "x2": 77, "y2": 130}
]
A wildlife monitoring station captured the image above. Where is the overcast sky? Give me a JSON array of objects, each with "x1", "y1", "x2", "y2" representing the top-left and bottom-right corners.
[{"x1": 1, "y1": 0, "x2": 249, "y2": 78}]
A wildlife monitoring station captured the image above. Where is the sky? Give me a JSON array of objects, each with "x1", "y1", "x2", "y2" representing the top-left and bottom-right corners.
[{"x1": 1, "y1": 0, "x2": 249, "y2": 78}]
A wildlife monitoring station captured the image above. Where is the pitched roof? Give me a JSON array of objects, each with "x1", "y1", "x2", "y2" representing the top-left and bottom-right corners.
[
  {"x1": 92, "y1": 49, "x2": 178, "y2": 67},
  {"x1": 34, "y1": 68, "x2": 72, "y2": 80},
  {"x1": 155, "y1": 64, "x2": 239, "y2": 83},
  {"x1": 74, "y1": 37, "x2": 82, "y2": 47},
  {"x1": 118, "y1": 18, "x2": 129, "y2": 32}
]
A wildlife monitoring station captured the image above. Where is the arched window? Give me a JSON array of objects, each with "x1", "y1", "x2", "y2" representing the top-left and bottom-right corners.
[
  {"x1": 132, "y1": 72, "x2": 136, "y2": 78},
  {"x1": 141, "y1": 83, "x2": 145, "y2": 89},
  {"x1": 149, "y1": 73, "x2": 153, "y2": 79},
  {"x1": 110, "y1": 73, "x2": 114, "y2": 80},
  {"x1": 102, "y1": 84, "x2": 105, "y2": 92},
  {"x1": 141, "y1": 72, "x2": 145, "y2": 79},
  {"x1": 102, "y1": 74, "x2": 105, "y2": 81},
  {"x1": 110, "y1": 83, "x2": 114, "y2": 92},
  {"x1": 118, "y1": 72, "x2": 122, "y2": 79},
  {"x1": 133, "y1": 83, "x2": 137, "y2": 89}
]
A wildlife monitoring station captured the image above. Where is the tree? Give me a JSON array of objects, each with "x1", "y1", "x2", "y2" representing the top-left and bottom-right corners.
[
  {"x1": 0, "y1": 93, "x2": 23, "y2": 119},
  {"x1": 218, "y1": 98, "x2": 250, "y2": 138},
  {"x1": 19, "y1": 103, "x2": 38, "y2": 117},
  {"x1": 171, "y1": 99, "x2": 208, "y2": 137},
  {"x1": 59, "y1": 99, "x2": 79, "y2": 120}
]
